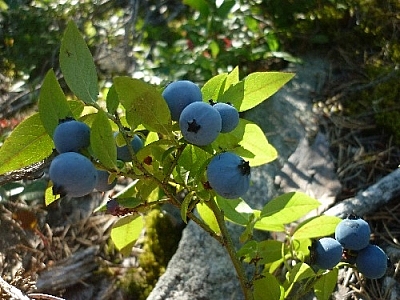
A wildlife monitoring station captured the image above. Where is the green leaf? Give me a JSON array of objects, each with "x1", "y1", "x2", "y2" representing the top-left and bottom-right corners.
[
  {"x1": 38, "y1": 69, "x2": 73, "y2": 137},
  {"x1": 183, "y1": 0, "x2": 210, "y2": 18},
  {"x1": 254, "y1": 218, "x2": 285, "y2": 232},
  {"x1": 134, "y1": 178, "x2": 160, "y2": 201},
  {"x1": 106, "y1": 84, "x2": 119, "y2": 114},
  {"x1": 197, "y1": 202, "x2": 220, "y2": 234},
  {"x1": 253, "y1": 273, "x2": 284, "y2": 300},
  {"x1": 224, "y1": 66, "x2": 240, "y2": 91},
  {"x1": 314, "y1": 268, "x2": 338, "y2": 300},
  {"x1": 216, "y1": 0, "x2": 236, "y2": 19},
  {"x1": 114, "y1": 77, "x2": 172, "y2": 136},
  {"x1": 266, "y1": 32, "x2": 280, "y2": 52},
  {"x1": 257, "y1": 240, "x2": 286, "y2": 266},
  {"x1": 90, "y1": 110, "x2": 117, "y2": 170},
  {"x1": 237, "y1": 240, "x2": 258, "y2": 261},
  {"x1": 209, "y1": 40, "x2": 220, "y2": 58},
  {"x1": 285, "y1": 262, "x2": 315, "y2": 297},
  {"x1": 220, "y1": 72, "x2": 295, "y2": 112},
  {"x1": 0, "y1": 113, "x2": 54, "y2": 175},
  {"x1": 292, "y1": 215, "x2": 342, "y2": 240},
  {"x1": 239, "y1": 215, "x2": 257, "y2": 243},
  {"x1": 213, "y1": 118, "x2": 277, "y2": 167},
  {"x1": 180, "y1": 191, "x2": 195, "y2": 224},
  {"x1": 260, "y1": 192, "x2": 320, "y2": 224},
  {"x1": 253, "y1": 209, "x2": 285, "y2": 232},
  {"x1": 68, "y1": 100, "x2": 85, "y2": 118},
  {"x1": 216, "y1": 196, "x2": 253, "y2": 225},
  {"x1": 59, "y1": 20, "x2": 98, "y2": 104},
  {"x1": 111, "y1": 215, "x2": 144, "y2": 252},
  {"x1": 45, "y1": 183, "x2": 60, "y2": 206},
  {"x1": 177, "y1": 145, "x2": 212, "y2": 183},
  {"x1": 201, "y1": 73, "x2": 228, "y2": 101}
]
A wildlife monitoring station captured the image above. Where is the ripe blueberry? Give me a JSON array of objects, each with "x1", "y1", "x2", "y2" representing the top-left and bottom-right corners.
[
  {"x1": 313, "y1": 237, "x2": 343, "y2": 269},
  {"x1": 179, "y1": 101, "x2": 222, "y2": 146},
  {"x1": 162, "y1": 80, "x2": 203, "y2": 121},
  {"x1": 95, "y1": 170, "x2": 117, "y2": 192},
  {"x1": 116, "y1": 134, "x2": 144, "y2": 162},
  {"x1": 335, "y1": 215, "x2": 371, "y2": 250},
  {"x1": 212, "y1": 102, "x2": 239, "y2": 133},
  {"x1": 356, "y1": 244, "x2": 388, "y2": 279},
  {"x1": 53, "y1": 119, "x2": 90, "y2": 153},
  {"x1": 49, "y1": 152, "x2": 98, "y2": 197},
  {"x1": 206, "y1": 152, "x2": 250, "y2": 199}
]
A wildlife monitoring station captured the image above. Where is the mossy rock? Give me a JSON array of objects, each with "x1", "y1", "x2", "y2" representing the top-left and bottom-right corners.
[{"x1": 120, "y1": 207, "x2": 183, "y2": 300}]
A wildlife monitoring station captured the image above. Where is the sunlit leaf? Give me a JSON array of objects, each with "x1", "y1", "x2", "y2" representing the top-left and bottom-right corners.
[
  {"x1": 45, "y1": 183, "x2": 60, "y2": 206},
  {"x1": 60, "y1": 20, "x2": 98, "y2": 104},
  {"x1": 90, "y1": 110, "x2": 117, "y2": 170},
  {"x1": 197, "y1": 202, "x2": 220, "y2": 234},
  {"x1": 213, "y1": 119, "x2": 277, "y2": 166},
  {"x1": 260, "y1": 192, "x2": 320, "y2": 224},
  {"x1": 292, "y1": 215, "x2": 342, "y2": 240},
  {"x1": 0, "y1": 113, "x2": 54, "y2": 175},
  {"x1": 224, "y1": 66, "x2": 240, "y2": 91},
  {"x1": 216, "y1": 196, "x2": 253, "y2": 225},
  {"x1": 220, "y1": 72, "x2": 295, "y2": 112},
  {"x1": 201, "y1": 73, "x2": 228, "y2": 102},
  {"x1": 111, "y1": 215, "x2": 144, "y2": 252}
]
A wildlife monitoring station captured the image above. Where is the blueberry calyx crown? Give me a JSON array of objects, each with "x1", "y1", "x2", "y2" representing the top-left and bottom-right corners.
[
  {"x1": 347, "y1": 213, "x2": 360, "y2": 220},
  {"x1": 238, "y1": 159, "x2": 250, "y2": 176},
  {"x1": 187, "y1": 119, "x2": 201, "y2": 133},
  {"x1": 58, "y1": 116, "x2": 75, "y2": 124}
]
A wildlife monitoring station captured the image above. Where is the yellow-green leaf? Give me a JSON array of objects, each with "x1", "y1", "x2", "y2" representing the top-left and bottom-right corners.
[
  {"x1": 292, "y1": 215, "x2": 342, "y2": 240},
  {"x1": 111, "y1": 215, "x2": 144, "y2": 252},
  {"x1": 260, "y1": 192, "x2": 320, "y2": 224},
  {"x1": 0, "y1": 113, "x2": 54, "y2": 175},
  {"x1": 90, "y1": 110, "x2": 117, "y2": 170},
  {"x1": 213, "y1": 119, "x2": 277, "y2": 167},
  {"x1": 201, "y1": 73, "x2": 228, "y2": 101},
  {"x1": 197, "y1": 202, "x2": 220, "y2": 234},
  {"x1": 220, "y1": 72, "x2": 295, "y2": 112}
]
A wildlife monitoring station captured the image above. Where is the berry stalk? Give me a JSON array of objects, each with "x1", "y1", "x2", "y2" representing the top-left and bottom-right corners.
[{"x1": 207, "y1": 198, "x2": 254, "y2": 300}]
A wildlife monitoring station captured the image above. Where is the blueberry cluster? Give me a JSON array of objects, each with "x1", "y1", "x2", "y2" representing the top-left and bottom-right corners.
[
  {"x1": 49, "y1": 118, "x2": 120, "y2": 197},
  {"x1": 162, "y1": 80, "x2": 240, "y2": 146},
  {"x1": 162, "y1": 80, "x2": 247, "y2": 199},
  {"x1": 312, "y1": 215, "x2": 389, "y2": 279}
]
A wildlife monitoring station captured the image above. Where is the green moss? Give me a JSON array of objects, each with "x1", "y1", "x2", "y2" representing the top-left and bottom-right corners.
[{"x1": 120, "y1": 208, "x2": 182, "y2": 299}]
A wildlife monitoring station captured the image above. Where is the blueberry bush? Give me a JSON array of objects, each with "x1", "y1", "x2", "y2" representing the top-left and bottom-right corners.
[{"x1": 0, "y1": 21, "x2": 390, "y2": 300}]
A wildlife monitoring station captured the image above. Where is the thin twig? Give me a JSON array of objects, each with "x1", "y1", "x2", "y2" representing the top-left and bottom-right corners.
[{"x1": 207, "y1": 198, "x2": 254, "y2": 300}]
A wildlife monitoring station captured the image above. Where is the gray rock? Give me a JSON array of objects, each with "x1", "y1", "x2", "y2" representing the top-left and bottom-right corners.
[{"x1": 147, "y1": 56, "x2": 337, "y2": 300}]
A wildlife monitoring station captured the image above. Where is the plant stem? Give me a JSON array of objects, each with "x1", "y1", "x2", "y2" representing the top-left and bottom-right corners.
[{"x1": 207, "y1": 199, "x2": 254, "y2": 300}]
